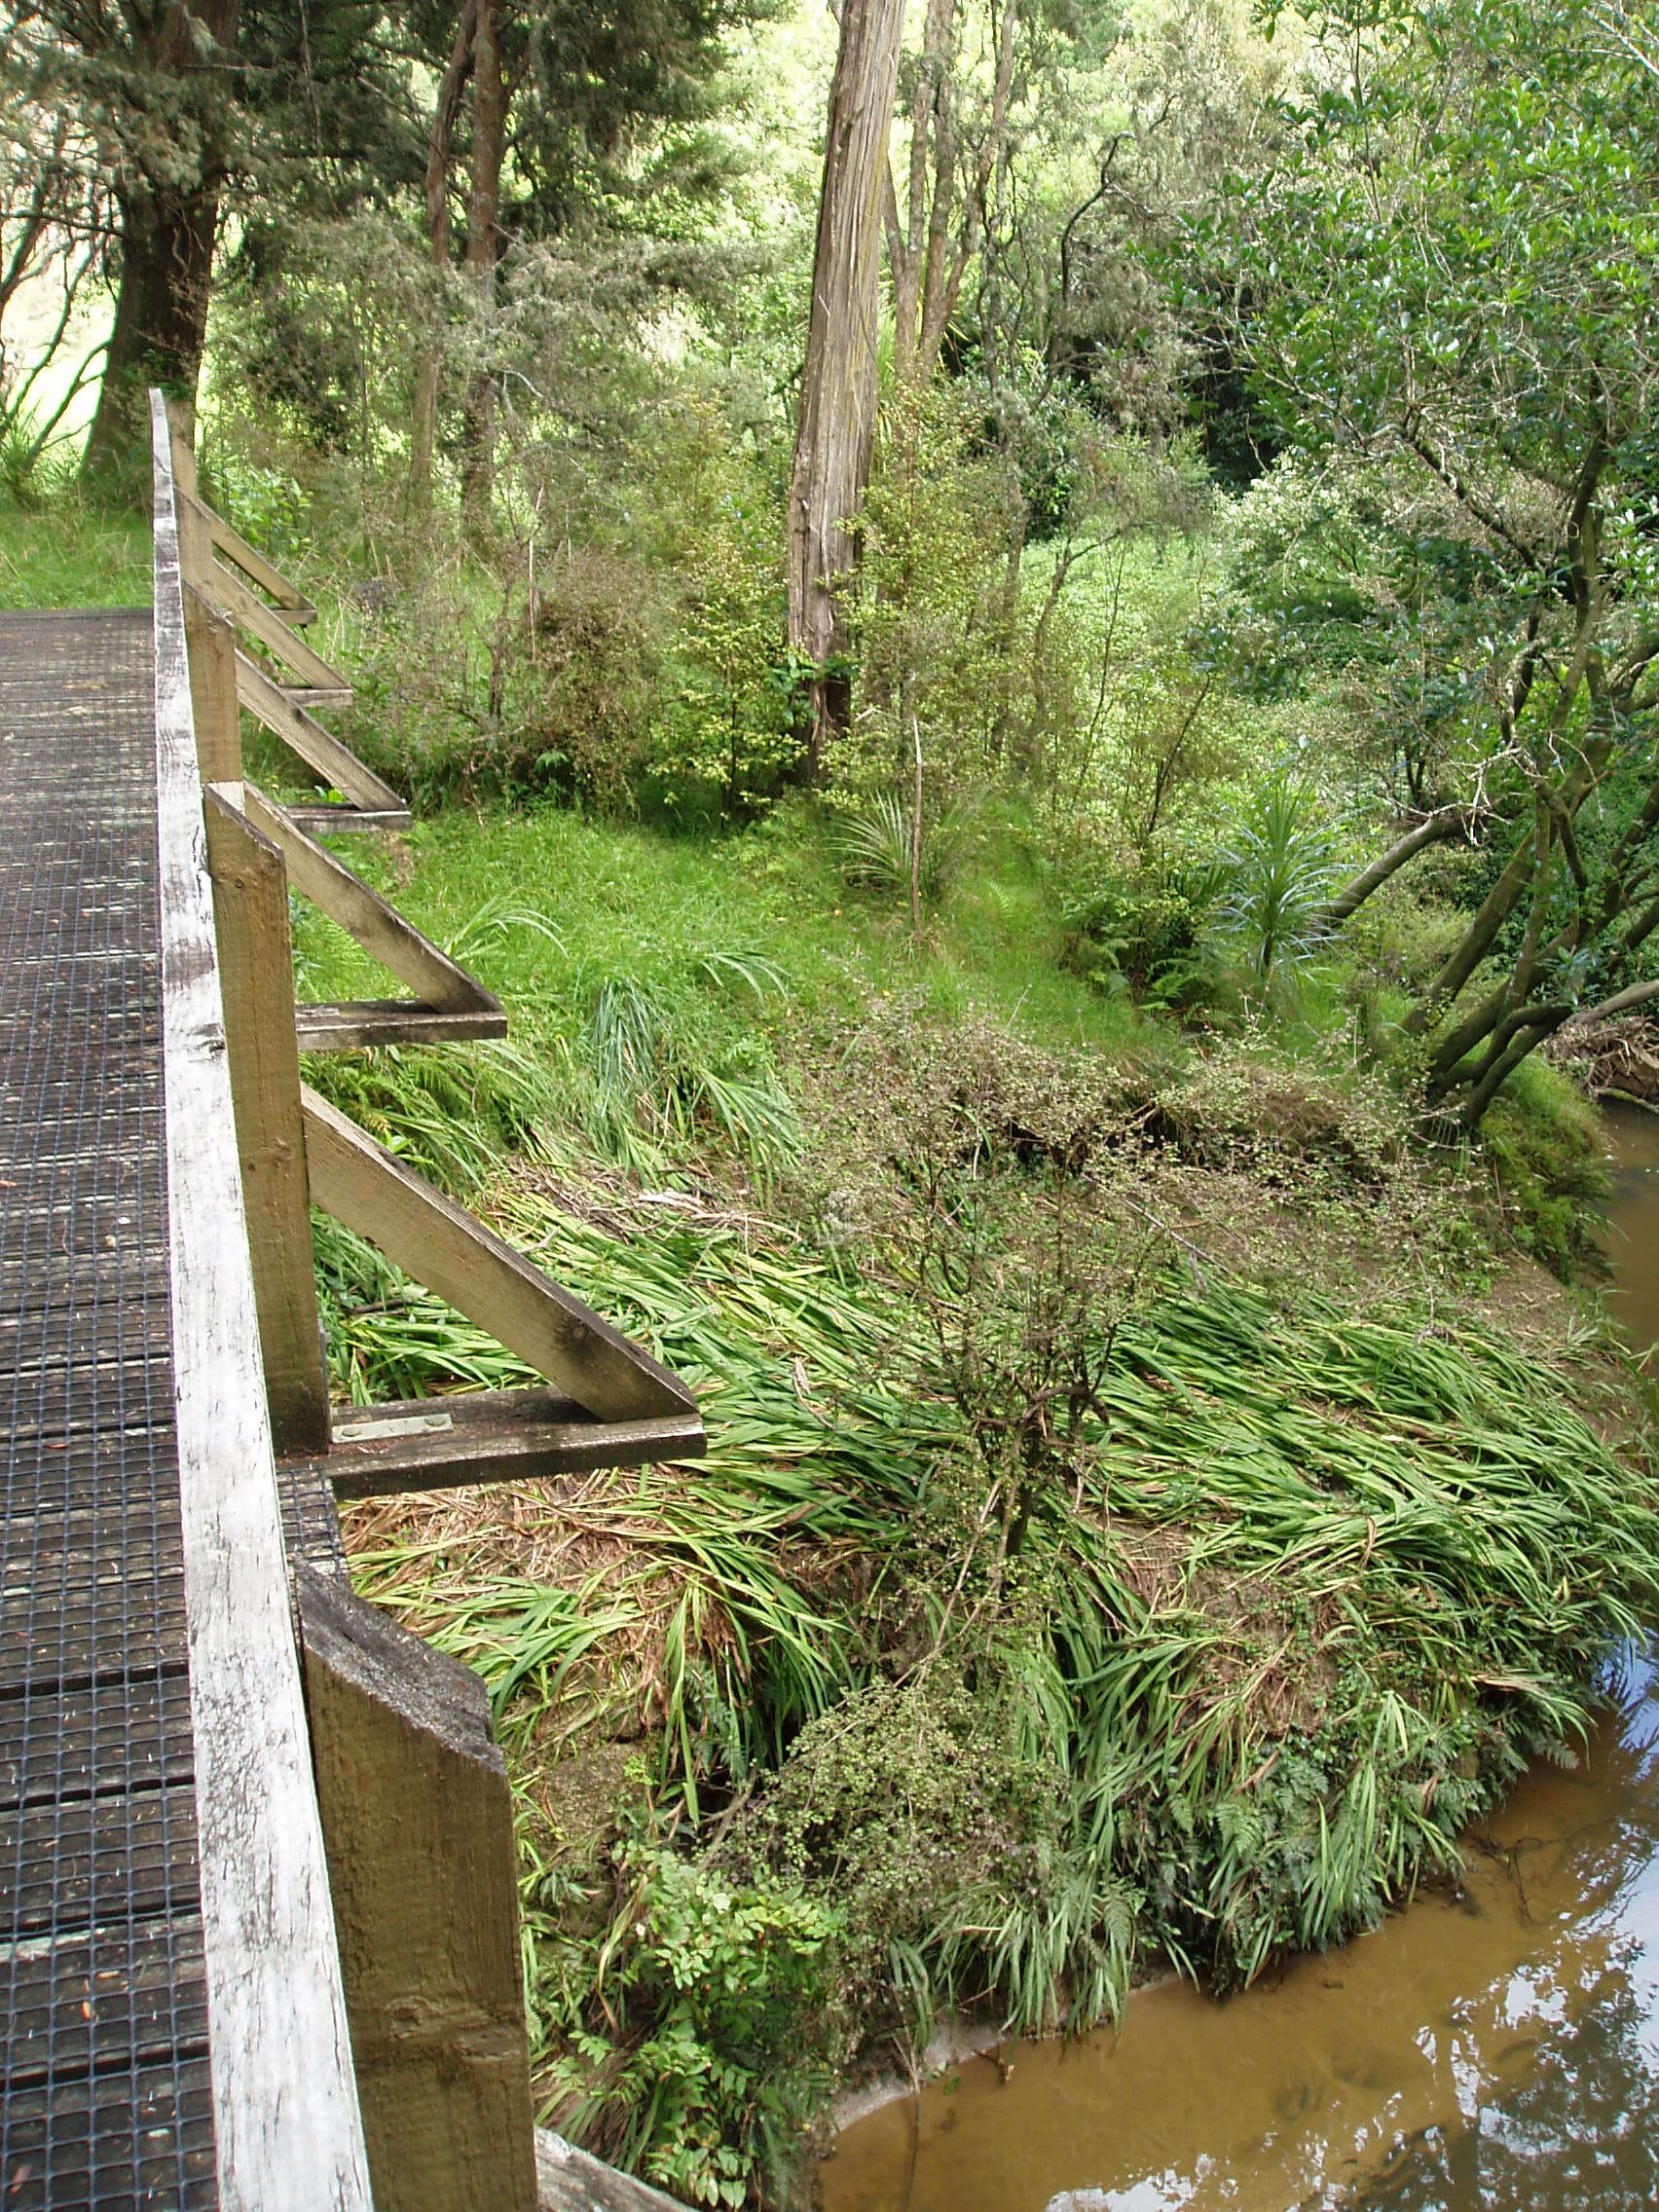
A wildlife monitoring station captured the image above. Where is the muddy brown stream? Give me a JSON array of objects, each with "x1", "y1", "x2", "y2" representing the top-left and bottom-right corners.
[{"x1": 818, "y1": 1112, "x2": 1659, "y2": 2212}]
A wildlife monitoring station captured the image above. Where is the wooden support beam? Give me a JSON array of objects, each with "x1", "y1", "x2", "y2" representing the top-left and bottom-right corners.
[
  {"x1": 183, "y1": 582, "x2": 242, "y2": 785},
  {"x1": 280, "y1": 681, "x2": 357, "y2": 713},
  {"x1": 285, "y1": 802, "x2": 412, "y2": 836},
  {"x1": 242, "y1": 784, "x2": 502, "y2": 1022},
  {"x1": 236, "y1": 650, "x2": 406, "y2": 814},
  {"x1": 200, "y1": 557, "x2": 353, "y2": 697},
  {"x1": 296, "y1": 1564, "x2": 538, "y2": 2212},
  {"x1": 175, "y1": 482, "x2": 214, "y2": 587},
  {"x1": 284, "y1": 1386, "x2": 704, "y2": 1500},
  {"x1": 166, "y1": 399, "x2": 199, "y2": 500},
  {"x1": 181, "y1": 490, "x2": 317, "y2": 622},
  {"x1": 300, "y1": 1086, "x2": 702, "y2": 1425},
  {"x1": 203, "y1": 787, "x2": 331, "y2": 1456},
  {"x1": 295, "y1": 1001, "x2": 508, "y2": 1051},
  {"x1": 536, "y1": 2131, "x2": 687, "y2": 2212},
  {"x1": 149, "y1": 387, "x2": 374, "y2": 2211}
]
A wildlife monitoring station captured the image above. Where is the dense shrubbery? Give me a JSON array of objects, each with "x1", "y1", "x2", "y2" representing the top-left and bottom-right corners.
[{"x1": 1059, "y1": 855, "x2": 1230, "y2": 1014}]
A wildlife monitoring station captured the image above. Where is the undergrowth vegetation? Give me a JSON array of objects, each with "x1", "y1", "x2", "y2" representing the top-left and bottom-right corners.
[{"x1": 302, "y1": 920, "x2": 1655, "y2": 2206}]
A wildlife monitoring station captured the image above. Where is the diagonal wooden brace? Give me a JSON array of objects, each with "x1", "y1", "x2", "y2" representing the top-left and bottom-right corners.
[
  {"x1": 235, "y1": 650, "x2": 408, "y2": 816},
  {"x1": 300, "y1": 1085, "x2": 701, "y2": 1426},
  {"x1": 240, "y1": 784, "x2": 504, "y2": 1044}
]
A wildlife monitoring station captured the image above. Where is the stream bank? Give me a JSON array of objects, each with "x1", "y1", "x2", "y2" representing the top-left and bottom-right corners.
[
  {"x1": 816, "y1": 1109, "x2": 1659, "y2": 2212},
  {"x1": 820, "y1": 1648, "x2": 1659, "y2": 2212}
]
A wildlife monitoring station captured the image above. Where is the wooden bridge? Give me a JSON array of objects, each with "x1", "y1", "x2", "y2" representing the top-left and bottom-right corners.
[{"x1": 0, "y1": 395, "x2": 703, "y2": 2208}]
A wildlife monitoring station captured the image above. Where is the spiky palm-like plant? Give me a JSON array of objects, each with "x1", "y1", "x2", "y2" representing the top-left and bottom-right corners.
[{"x1": 1217, "y1": 767, "x2": 1343, "y2": 986}]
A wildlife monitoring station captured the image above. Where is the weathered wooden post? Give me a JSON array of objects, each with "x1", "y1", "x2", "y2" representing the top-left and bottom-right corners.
[
  {"x1": 165, "y1": 403, "x2": 242, "y2": 784},
  {"x1": 295, "y1": 1564, "x2": 540, "y2": 2212},
  {"x1": 182, "y1": 586, "x2": 241, "y2": 782}
]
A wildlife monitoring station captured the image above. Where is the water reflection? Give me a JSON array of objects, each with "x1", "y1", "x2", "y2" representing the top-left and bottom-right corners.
[
  {"x1": 1603, "y1": 1104, "x2": 1659, "y2": 1372},
  {"x1": 819, "y1": 1650, "x2": 1659, "y2": 2212},
  {"x1": 1350, "y1": 1647, "x2": 1659, "y2": 2212}
]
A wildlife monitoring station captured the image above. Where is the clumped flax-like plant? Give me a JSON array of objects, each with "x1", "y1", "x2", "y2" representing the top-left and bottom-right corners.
[
  {"x1": 334, "y1": 1124, "x2": 1659, "y2": 2035},
  {"x1": 576, "y1": 957, "x2": 800, "y2": 1172},
  {"x1": 311, "y1": 1023, "x2": 1658, "y2": 2197}
]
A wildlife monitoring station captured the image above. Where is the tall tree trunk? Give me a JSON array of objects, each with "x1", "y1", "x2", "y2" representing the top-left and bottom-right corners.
[
  {"x1": 882, "y1": 0, "x2": 1016, "y2": 391},
  {"x1": 888, "y1": 0, "x2": 955, "y2": 383},
  {"x1": 461, "y1": 0, "x2": 506, "y2": 531},
  {"x1": 81, "y1": 0, "x2": 240, "y2": 498},
  {"x1": 410, "y1": 0, "x2": 477, "y2": 512},
  {"x1": 789, "y1": 0, "x2": 906, "y2": 773}
]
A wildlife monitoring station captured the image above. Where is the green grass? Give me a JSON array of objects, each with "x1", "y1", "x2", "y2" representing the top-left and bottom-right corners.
[
  {"x1": 0, "y1": 494, "x2": 151, "y2": 609},
  {"x1": 291, "y1": 794, "x2": 1160, "y2": 1079}
]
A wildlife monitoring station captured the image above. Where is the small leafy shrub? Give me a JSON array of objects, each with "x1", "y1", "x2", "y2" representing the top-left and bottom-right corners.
[
  {"x1": 840, "y1": 385, "x2": 1013, "y2": 797},
  {"x1": 1059, "y1": 855, "x2": 1231, "y2": 1014},
  {"x1": 546, "y1": 1829, "x2": 841, "y2": 2210},
  {"x1": 637, "y1": 399, "x2": 803, "y2": 826},
  {"x1": 520, "y1": 553, "x2": 667, "y2": 808},
  {"x1": 343, "y1": 550, "x2": 665, "y2": 813},
  {"x1": 201, "y1": 430, "x2": 321, "y2": 576},
  {"x1": 1150, "y1": 1049, "x2": 1405, "y2": 1185},
  {"x1": 729, "y1": 1667, "x2": 1137, "y2": 2060}
]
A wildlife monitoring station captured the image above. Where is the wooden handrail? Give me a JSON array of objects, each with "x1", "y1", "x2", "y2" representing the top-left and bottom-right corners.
[
  {"x1": 150, "y1": 387, "x2": 375, "y2": 2211},
  {"x1": 198, "y1": 553, "x2": 352, "y2": 694},
  {"x1": 241, "y1": 783, "x2": 504, "y2": 1031}
]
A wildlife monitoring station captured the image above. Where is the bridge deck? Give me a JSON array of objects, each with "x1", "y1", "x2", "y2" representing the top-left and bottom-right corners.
[{"x1": 0, "y1": 609, "x2": 217, "y2": 2206}]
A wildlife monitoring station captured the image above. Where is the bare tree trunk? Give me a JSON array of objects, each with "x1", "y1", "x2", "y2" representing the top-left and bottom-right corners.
[
  {"x1": 789, "y1": 0, "x2": 906, "y2": 773},
  {"x1": 410, "y1": 0, "x2": 476, "y2": 512},
  {"x1": 81, "y1": 0, "x2": 240, "y2": 497},
  {"x1": 887, "y1": 0, "x2": 954, "y2": 383},
  {"x1": 461, "y1": 0, "x2": 506, "y2": 530},
  {"x1": 883, "y1": 0, "x2": 1017, "y2": 389}
]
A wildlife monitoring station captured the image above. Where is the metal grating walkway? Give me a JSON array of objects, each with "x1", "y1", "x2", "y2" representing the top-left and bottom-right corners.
[{"x1": 0, "y1": 610, "x2": 217, "y2": 2206}]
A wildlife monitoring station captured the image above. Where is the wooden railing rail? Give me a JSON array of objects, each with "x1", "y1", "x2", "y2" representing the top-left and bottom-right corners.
[
  {"x1": 149, "y1": 387, "x2": 376, "y2": 2212},
  {"x1": 163, "y1": 395, "x2": 707, "y2": 2210}
]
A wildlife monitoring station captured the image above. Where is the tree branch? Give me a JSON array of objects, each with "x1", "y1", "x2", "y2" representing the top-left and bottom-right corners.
[
  {"x1": 1563, "y1": 977, "x2": 1659, "y2": 1030},
  {"x1": 1319, "y1": 803, "x2": 1479, "y2": 931}
]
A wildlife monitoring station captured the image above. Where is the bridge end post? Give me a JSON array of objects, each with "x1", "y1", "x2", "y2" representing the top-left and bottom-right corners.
[{"x1": 295, "y1": 1562, "x2": 540, "y2": 2212}]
